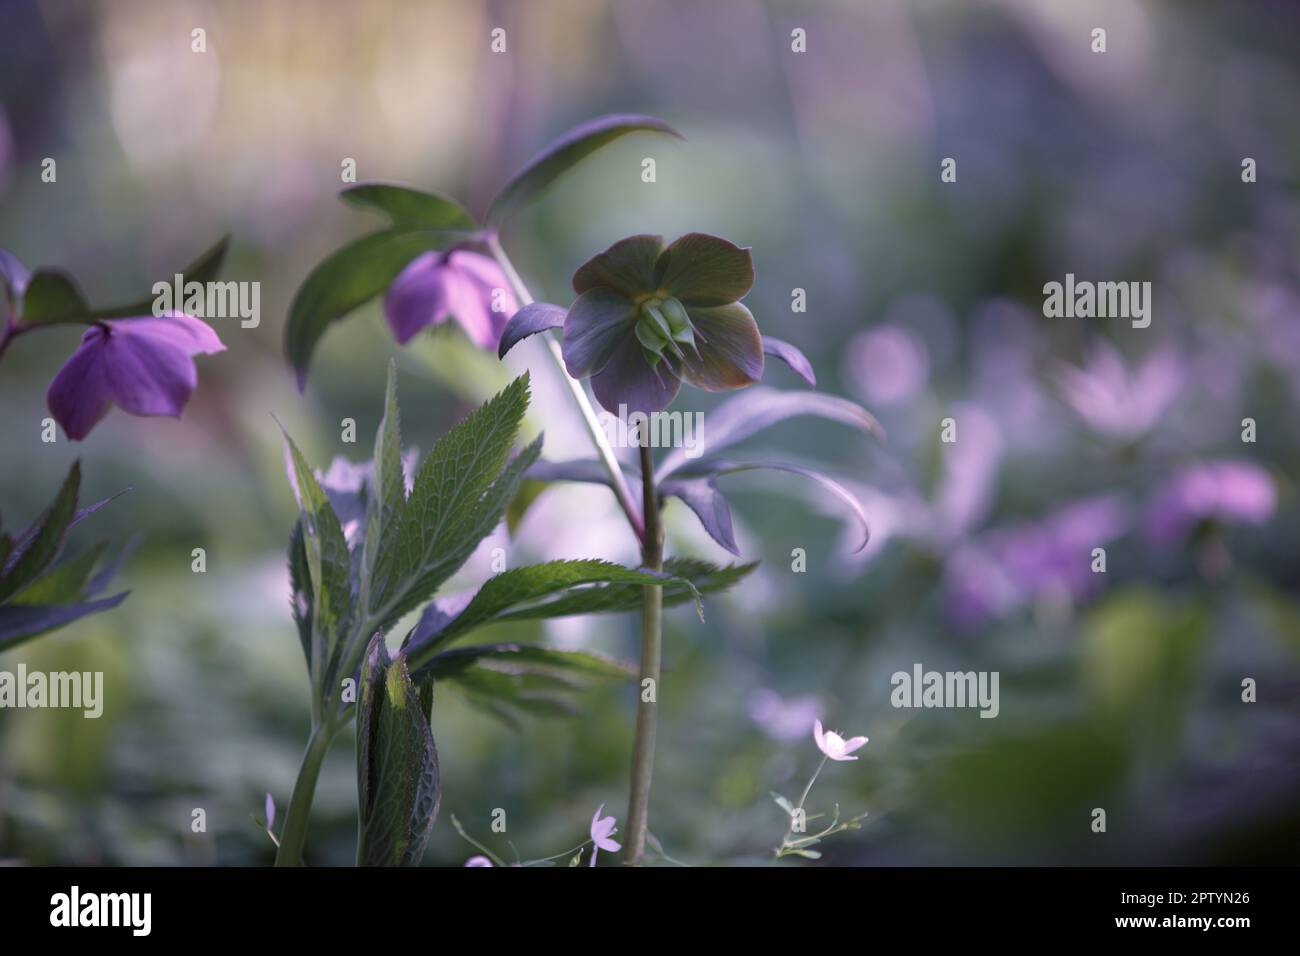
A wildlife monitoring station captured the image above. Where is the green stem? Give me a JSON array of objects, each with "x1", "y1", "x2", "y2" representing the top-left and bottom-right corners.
[
  {"x1": 624, "y1": 441, "x2": 663, "y2": 865},
  {"x1": 274, "y1": 724, "x2": 335, "y2": 866},
  {"x1": 484, "y1": 233, "x2": 644, "y2": 539}
]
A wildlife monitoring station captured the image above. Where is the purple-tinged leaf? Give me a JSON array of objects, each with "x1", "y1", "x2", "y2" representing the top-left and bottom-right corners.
[
  {"x1": 673, "y1": 459, "x2": 870, "y2": 552},
  {"x1": 0, "y1": 462, "x2": 81, "y2": 601},
  {"x1": 762, "y1": 337, "x2": 816, "y2": 387},
  {"x1": 486, "y1": 114, "x2": 682, "y2": 226},
  {"x1": 264, "y1": 793, "x2": 276, "y2": 831},
  {"x1": 0, "y1": 592, "x2": 129, "y2": 652},
  {"x1": 498, "y1": 302, "x2": 566, "y2": 358},
  {"x1": 656, "y1": 387, "x2": 884, "y2": 480},
  {"x1": 660, "y1": 476, "x2": 740, "y2": 555}
]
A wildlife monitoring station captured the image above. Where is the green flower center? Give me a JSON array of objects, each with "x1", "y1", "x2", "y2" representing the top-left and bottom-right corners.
[{"x1": 634, "y1": 296, "x2": 697, "y2": 369}]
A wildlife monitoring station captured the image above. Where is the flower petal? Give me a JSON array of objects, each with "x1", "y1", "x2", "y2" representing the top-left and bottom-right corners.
[
  {"x1": 678, "y1": 302, "x2": 764, "y2": 391},
  {"x1": 572, "y1": 234, "x2": 665, "y2": 297},
  {"x1": 813, "y1": 719, "x2": 827, "y2": 753},
  {"x1": 498, "y1": 301, "x2": 566, "y2": 358},
  {"x1": 561, "y1": 287, "x2": 636, "y2": 378},
  {"x1": 46, "y1": 327, "x2": 114, "y2": 441},
  {"x1": 383, "y1": 251, "x2": 451, "y2": 344},
  {"x1": 657, "y1": 233, "x2": 754, "y2": 306},
  {"x1": 113, "y1": 313, "x2": 225, "y2": 356},
  {"x1": 448, "y1": 251, "x2": 517, "y2": 348},
  {"x1": 843, "y1": 735, "x2": 869, "y2": 753},
  {"x1": 102, "y1": 322, "x2": 200, "y2": 418},
  {"x1": 590, "y1": 334, "x2": 682, "y2": 414},
  {"x1": 442, "y1": 264, "x2": 504, "y2": 349}
]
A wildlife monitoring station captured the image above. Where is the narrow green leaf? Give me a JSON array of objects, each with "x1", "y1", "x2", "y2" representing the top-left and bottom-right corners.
[
  {"x1": 18, "y1": 269, "x2": 91, "y2": 326},
  {"x1": 489, "y1": 557, "x2": 755, "y2": 622},
  {"x1": 362, "y1": 360, "x2": 406, "y2": 599},
  {"x1": 403, "y1": 559, "x2": 702, "y2": 668},
  {"x1": 286, "y1": 227, "x2": 466, "y2": 388},
  {"x1": 9, "y1": 541, "x2": 107, "y2": 606},
  {"x1": 486, "y1": 113, "x2": 682, "y2": 226},
  {"x1": 341, "y1": 183, "x2": 477, "y2": 230},
  {"x1": 0, "y1": 592, "x2": 128, "y2": 652},
  {"x1": 0, "y1": 462, "x2": 81, "y2": 602},
  {"x1": 92, "y1": 235, "x2": 231, "y2": 319}
]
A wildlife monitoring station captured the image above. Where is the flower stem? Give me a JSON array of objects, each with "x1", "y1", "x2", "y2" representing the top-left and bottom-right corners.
[
  {"x1": 274, "y1": 724, "x2": 335, "y2": 866},
  {"x1": 624, "y1": 441, "x2": 663, "y2": 865},
  {"x1": 484, "y1": 233, "x2": 644, "y2": 539}
]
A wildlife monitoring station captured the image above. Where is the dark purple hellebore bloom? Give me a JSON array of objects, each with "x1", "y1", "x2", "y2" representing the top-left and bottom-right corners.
[
  {"x1": 46, "y1": 313, "x2": 225, "y2": 441},
  {"x1": 543, "y1": 233, "x2": 768, "y2": 415},
  {"x1": 384, "y1": 249, "x2": 518, "y2": 350}
]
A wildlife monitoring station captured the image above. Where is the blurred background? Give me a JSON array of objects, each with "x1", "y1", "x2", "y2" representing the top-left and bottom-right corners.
[{"x1": 1, "y1": 0, "x2": 1298, "y2": 865}]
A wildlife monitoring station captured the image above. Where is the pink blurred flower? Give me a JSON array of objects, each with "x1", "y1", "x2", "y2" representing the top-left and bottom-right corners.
[
  {"x1": 384, "y1": 249, "x2": 517, "y2": 349},
  {"x1": 1144, "y1": 460, "x2": 1276, "y2": 548},
  {"x1": 464, "y1": 855, "x2": 494, "y2": 867},
  {"x1": 813, "y1": 719, "x2": 868, "y2": 761},
  {"x1": 589, "y1": 803, "x2": 621, "y2": 866},
  {"x1": 1055, "y1": 342, "x2": 1183, "y2": 441},
  {"x1": 844, "y1": 323, "x2": 930, "y2": 406}
]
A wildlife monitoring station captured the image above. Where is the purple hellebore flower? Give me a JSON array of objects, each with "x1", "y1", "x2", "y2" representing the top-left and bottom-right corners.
[
  {"x1": 946, "y1": 494, "x2": 1132, "y2": 627},
  {"x1": 1144, "y1": 460, "x2": 1276, "y2": 548},
  {"x1": 46, "y1": 313, "x2": 225, "y2": 441},
  {"x1": 1055, "y1": 342, "x2": 1183, "y2": 441},
  {"x1": 588, "y1": 803, "x2": 621, "y2": 866},
  {"x1": 563, "y1": 233, "x2": 766, "y2": 414},
  {"x1": 383, "y1": 249, "x2": 517, "y2": 349}
]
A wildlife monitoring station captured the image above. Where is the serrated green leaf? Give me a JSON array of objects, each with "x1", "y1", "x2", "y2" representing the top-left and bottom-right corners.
[
  {"x1": 487, "y1": 557, "x2": 757, "y2": 622},
  {"x1": 287, "y1": 518, "x2": 313, "y2": 667},
  {"x1": 0, "y1": 462, "x2": 81, "y2": 602},
  {"x1": 418, "y1": 642, "x2": 634, "y2": 683},
  {"x1": 366, "y1": 375, "x2": 536, "y2": 632},
  {"x1": 279, "y1": 426, "x2": 353, "y2": 690},
  {"x1": 362, "y1": 360, "x2": 406, "y2": 608},
  {"x1": 286, "y1": 227, "x2": 466, "y2": 388},
  {"x1": 18, "y1": 269, "x2": 91, "y2": 326},
  {"x1": 357, "y1": 637, "x2": 440, "y2": 866},
  {"x1": 341, "y1": 183, "x2": 477, "y2": 230},
  {"x1": 486, "y1": 113, "x2": 682, "y2": 226},
  {"x1": 403, "y1": 559, "x2": 700, "y2": 666}
]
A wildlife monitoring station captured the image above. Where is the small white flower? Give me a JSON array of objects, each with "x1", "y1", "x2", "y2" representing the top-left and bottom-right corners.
[
  {"x1": 814, "y1": 719, "x2": 868, "y2": 761},
  {"x1": 464, "y1": 855, "x2": 494, "y2": 867}
]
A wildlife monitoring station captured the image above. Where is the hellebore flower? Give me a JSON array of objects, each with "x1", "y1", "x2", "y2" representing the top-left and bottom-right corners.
[
  {"x1": 1055, "y1": 343, "x2": 1183, "y2": 441},
  {"x1": 384, "y1": 249, "x2": 517, "y2": 349},
  {"x1": 464, "y1": 856, "x2": 494, "y2": 867},
  {"x1": 813, "y1": 719, "x2": 868, "y2": 761},
  {"x1": 563, "y1": 233, "x2": 764, "y2": 414},
  {"x1": 46, "y1": 313, "x2": 225, "y2": 441},
  {"x1": 589, "y1": 803, "x2": 621, "y2": 866},
  {"x1": 499, "y1": 234, "x2": 816, "y2": 414},
  {"x1": 1144, "y1": 460, "x2": 1275, "y2": 548}
]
